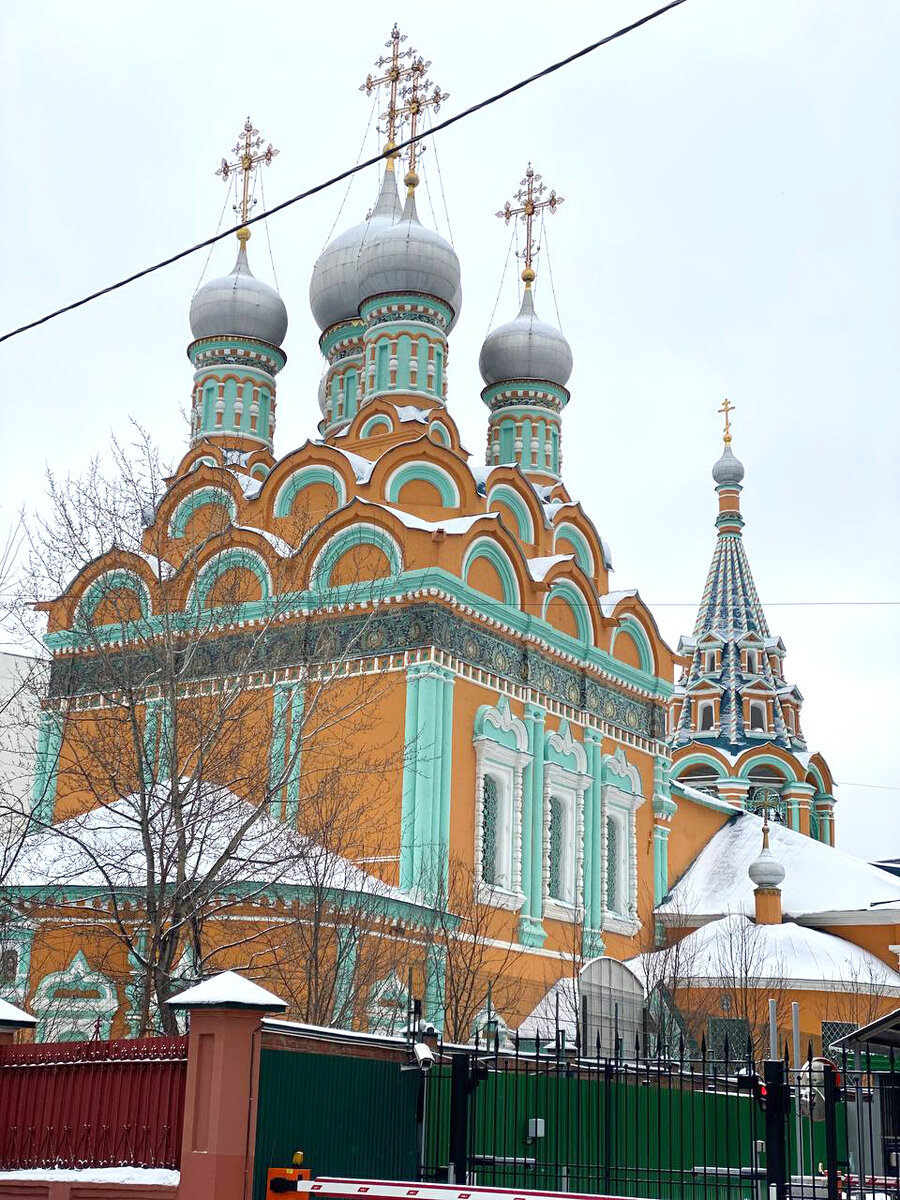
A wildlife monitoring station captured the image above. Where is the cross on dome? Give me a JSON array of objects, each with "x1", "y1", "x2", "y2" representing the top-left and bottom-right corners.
[
  {"x1": 216, "y1": 117, "x2": 279, "y2": 241},
  {"x1": 718, "y1": 397, "x2": 735, "y2": 445},
  {"x1": 496, "y1": 164, "x2": 564, "y2": 287},
  {"x1": 360, "y1": 24, "x2": 440, "y2": 177}
]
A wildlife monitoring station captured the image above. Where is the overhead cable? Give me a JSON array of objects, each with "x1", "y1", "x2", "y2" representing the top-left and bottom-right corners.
[{"x1": 0, "y1": 0, "x2": 688, "y2": 346}]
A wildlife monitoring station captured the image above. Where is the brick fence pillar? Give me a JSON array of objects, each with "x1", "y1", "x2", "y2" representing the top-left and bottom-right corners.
[{"x1": 167, "y1": 971, "x2": 286, "y2": 1200}]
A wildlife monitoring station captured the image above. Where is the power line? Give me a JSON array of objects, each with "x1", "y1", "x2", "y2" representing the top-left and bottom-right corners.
[{"x1": 0, "y1": 0, "x2": 689, "y2": 346}]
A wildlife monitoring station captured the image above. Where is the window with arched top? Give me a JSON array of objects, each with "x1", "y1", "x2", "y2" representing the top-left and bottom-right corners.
[
  {"x1": 698, "y1": 700, "x2": 715, "y2": 731},
  {"x1": 746, "y1": 650, "x2": 758, "y2": 674},
  {"x1": 704, "y1": 651, "x2": 717, "y2": 673},
  {"x1": 749, "y1": 701, "x2": 766, "y2": 731}
]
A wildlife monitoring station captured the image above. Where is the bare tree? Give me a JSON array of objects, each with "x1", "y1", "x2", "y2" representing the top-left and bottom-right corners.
[{"x1": 2, "y1": 429, "x2": 404, "y2": 1034}]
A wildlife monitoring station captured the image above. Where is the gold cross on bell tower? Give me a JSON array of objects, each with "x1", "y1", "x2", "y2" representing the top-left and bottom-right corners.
[
  {"x1": 496, "y1": 164, "x2": 564, "y2": 287},
  {"x1": 360, "y1": 24, "x2": 417, "y2": 170},
  {"x1": 396, "y1": 62, "x2": 448, "y2": 193},
  {"x1": 216, "y1": 117, "x2": 279, "y2": 243},
  {"x1": 718, "y1": 398, "x2": 735, "y2": 444}
]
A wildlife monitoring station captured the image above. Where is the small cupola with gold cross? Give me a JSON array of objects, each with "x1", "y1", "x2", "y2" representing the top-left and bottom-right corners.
[
  {"x1": 188, "y1": 118, "x2": 287, "y2": 452},
  {"x1": 480, "y1": 165, "x2": 572, "y2": 483}
]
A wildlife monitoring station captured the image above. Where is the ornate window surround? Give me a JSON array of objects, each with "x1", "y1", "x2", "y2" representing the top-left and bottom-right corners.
[
  {"x1": 601, "y1": 748, "x2": 645, "y2": 937},
  {"x1": 542, "y1": 724, "x2": 590, "y2": 922},
  {"x1": 473, "y1": 698, "x2": 530, "y2": 911}
]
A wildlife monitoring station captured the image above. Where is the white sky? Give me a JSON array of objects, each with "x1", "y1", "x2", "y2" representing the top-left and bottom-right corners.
[{"x1": 1, "y1": 1, "x2": 897, "y2": 859}]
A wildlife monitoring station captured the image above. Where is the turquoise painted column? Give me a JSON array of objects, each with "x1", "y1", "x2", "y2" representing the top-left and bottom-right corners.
[
  {"x1": 582, "y1": 729, "x2": 605, "y2": 958},
  {"x1": 652, "y1": 756, "x2": 677, "y2": 946},
  {"x1": 518, "y1": 703, "x2": 546, "y2": 948},
  {"x1": 155, "y1": 698, "x2": 173, "y2": 783},
  {"x1": 332, "y1": 927, "x2": 360, "y2": 1025},
  {"x1": 31, "y1": 707, "x2": 63, "y2": 825},
  {"x1": 285, "y1": 686, "x2": 305, "y2": 825},
  {"x1": 400, "y1": 661, "x2": 455, "y2": 897},
  {"x1": 142, "y1": 700, "x2": 160, "y2": 789},
  {"x1": 424, "y1": 943, "x2": 447, "y2": 1032},
  {"x1": 268, "y1": 683, "x2": 291, "y2": 816},
  {"x1": 267, "y1": 682, "x2": 304, "y2": 822}
]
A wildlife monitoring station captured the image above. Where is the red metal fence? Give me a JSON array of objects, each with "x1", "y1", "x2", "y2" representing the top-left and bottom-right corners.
[{"x1": 0, "y1": 1034, "x2": 188, "y2": 1171}]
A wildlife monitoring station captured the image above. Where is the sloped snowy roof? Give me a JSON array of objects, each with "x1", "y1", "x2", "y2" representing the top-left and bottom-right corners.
[
  {"x1": 0, "y1": 997, "x2": 36, "y2": 1027},
  {"x1": 629, "y1": 914, "x2": 900, "y2": 992},
  {"x1": 373, "y1": 502, "x2": 492, "y2": 535},
  {"x1": 527, "y1": 554, "x2": 573, "y2": 582},
  {"x1": 598, "y1": 590, "x2": 637, "y2": 618},
  {"x1": 659, "y1": 812, "x2": 900, "y2": 922},
  {"x1": 392, "y1": 404, "x2": 431, "y2": 424},
  {"x1": 7, "y1": 785, "x2": 416, "y2": 911},
  {"x1": 332, "y1": 447, "x2": 376, "y2": 483},
  {"x1": 168, "y1": 969, "x2": 285, "y2": 1010},
  {"x1": 518, "y1": 976, "x2": 579, "y2": 1040}
]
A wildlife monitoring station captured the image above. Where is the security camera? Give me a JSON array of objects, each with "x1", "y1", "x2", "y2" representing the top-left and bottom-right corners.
[{"x1": 414, "y1": 1041, "x2": 435, "y2": 1071}]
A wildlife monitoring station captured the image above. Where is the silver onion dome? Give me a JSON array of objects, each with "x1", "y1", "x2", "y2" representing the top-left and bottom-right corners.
[
  {"x1": 309, "y1": 168, "x2": 402, "y2": 333},
  {"x1": 712, "y1": 443, "x2": 745, "y2": 487},
  {"x1": 190, "y1": 236, "x2": 288, "y2": 347},
  {"x1": 748, "y1": 844, "x2": 785, "y2": 890},
  {"x1": 479, "y1": 287, "x2": 573, "y2": 387},
  {"x1": 357, "y1": 188, "x2": 461, "y2": 314}
]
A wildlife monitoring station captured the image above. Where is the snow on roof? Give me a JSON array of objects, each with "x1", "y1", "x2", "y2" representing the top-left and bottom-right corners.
[
  {"x1": 0, "y1": 997, "x2": 36, "y2": 1027},
  {"x1": 332, "y1": 447, "x2": 376, "y2": 483},
  {"x1": 392, "y1": 404, "x2": 431, "y2": 424},
  {"x1": 628, "y1": 914, "x2": 900, "y2": 992},
  {"x1": 233, "y1": 525, "x2": 294, "y2": 558},
  {"x1": 659, "y1": 812, "x2": 900, "y2": 921},
  {"x1": 671, "y1": 780, "x2": 739, "y2": 813},
  {"x1": 597, "y1": 590, "x2": 637, "y2": 618},
  {"x1": 168, "y1": 969, "x2": 286, "y2": 1010},
  {"x1": 527, "y1": 554, "x2": 573, "y2": 582},
  {"x1": 517, "y1": 976, "x2": 579, "y2": 1040},
  {"x1": 600, "y1": 539, "x2": 613, "y2": 569},
  {"x1": 373, "y1": 503, "x2": 491, "y2": 535},
  {"x1": 7, "y1": 785, "x2": 416, "y2": 908},
  {"x1": 132, "y1": 551, "x2": 175, "y2": 580},
  {"x1": 467, "y1": 463, "x2": 490, "y2": 493},
  {"x1": 228, "y1": 470, "x2": 264, "y2": 500}
]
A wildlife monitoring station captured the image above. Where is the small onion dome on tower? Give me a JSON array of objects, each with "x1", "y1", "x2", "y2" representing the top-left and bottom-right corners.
[
  {"x1": 309, "y1": 167, "x2": 402, "y2": 332},
  {"x1": 190, "y1": 230, "x2": 288, "y2": 347},
  {"x1": 748, "y1": 821, "x2": 785, "y2": 890},
  {"x1": 712, "y1": 442, "x2": 745, "y2": 486},
  {"x1": 357, "y1": 187, "x2": 461, "y2": 316},
  {"x1": 479, "y1": 285, "x2": 573, "y2": 387}
]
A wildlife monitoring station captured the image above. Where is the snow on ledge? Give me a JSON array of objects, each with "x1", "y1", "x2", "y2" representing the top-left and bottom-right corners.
[
  {"x1": 0, "y1": 996, "x2": 36, "y2": 1027},
  {"x1": 168, "y1": 969, "x2": 286, "y2": 1011},
  {"x1": 0, "y1": 1167, "x2": 179, "y2": 1185}
]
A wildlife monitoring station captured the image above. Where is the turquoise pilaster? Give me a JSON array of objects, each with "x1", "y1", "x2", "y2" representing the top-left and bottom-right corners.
[
  {"x1": 652, "y1": 755, "x2": 677, "y2": 908},
  {"x1": 267, "y1": 682, "x2": 304, "y2": 822},
  {"x1": 518, "y1": 703, "x2": 547, "y2": 948},
  {"x1": 582, "y1": 729, "x2": 606, "y2": 958},
  {"x1": 155, "y1": 698, "x2": 172, "y2": 783},
  {"x1": 424, "y1": 943, "x2": 447, "y2": 1033},
  {"x1": 332, "y1": 927, "x2": 360, "y2": 1025},
  {"x1": 31, "y1": 707, "x2": 63, "y2": 825},
  {"x1": 142, "y1": 700, "x2": 160, "y2": 789},
  {"x1": 400, "y1": 661, "x2": 455, "y2": 897}
]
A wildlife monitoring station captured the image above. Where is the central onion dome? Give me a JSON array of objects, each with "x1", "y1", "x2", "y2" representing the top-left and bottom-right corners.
[
  {"x1": 309, "y1": 168, "x2": 402, "y2": 333},
  {"x1": 479, "y1": 286, "x2": 572, "y2": 387},
  {"x1": 748, "y1": 824, "x2": 786, "y2": 890},
  {"x1": 357, "y1": 188, "x2": 461, "y2": 315},
  {"x1": 190, "y1": 232, "x2": 288, "y2": 348},
  {"x1": 712, "y1": 442, "x2": 745, "y2": 486}
]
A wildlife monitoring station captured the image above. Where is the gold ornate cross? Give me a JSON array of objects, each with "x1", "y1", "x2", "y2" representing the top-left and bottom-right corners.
[
  {"x1": 496, "y1": 164, "x2": 564, "y2": 286},
  {"x1": 216, "y1": 117, "x2": 279, "y2": 239},
  {"x1": 718, "y1": 398, "x2": 735, "y2": 444},
  {"x1": 360, "y1": 24, "x2": 419, "y2": 168},
  {"x1": 396, "y1": 63, "x2": 448, "y2": 192}
]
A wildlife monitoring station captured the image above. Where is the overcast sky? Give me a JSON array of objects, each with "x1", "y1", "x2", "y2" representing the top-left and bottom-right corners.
[{"x1": 2, "y1": 1, "x2": 897, "y2": 858}]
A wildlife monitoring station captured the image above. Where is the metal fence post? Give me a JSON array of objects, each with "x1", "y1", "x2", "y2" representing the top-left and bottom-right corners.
[
  {"x1": 822, "y1": 1063, "x2": 839, "y2": 1200},
  {"x1": 764, "y1": 1059, "x2": 788, "y2": 1200},
  {"x1": 448, "y1": 1052, "x2": 470, "y2": 1185}
]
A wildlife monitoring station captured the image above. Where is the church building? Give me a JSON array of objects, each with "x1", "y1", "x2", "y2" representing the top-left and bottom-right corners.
[{"x1": 4, "y1": 27, "x2": 899, "y2": 1050}]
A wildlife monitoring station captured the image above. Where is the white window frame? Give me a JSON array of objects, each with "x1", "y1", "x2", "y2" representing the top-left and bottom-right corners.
[
  {"x1": 600, "y1": 752, "x2": 646, "y2": 937},
  {"x1": 697, "y1": 700, "x2": 715, "y2": 732},
  {"x1": 704, "y1": 650, "x2": 717, "y2": 673},
  {"x1": 749, "y1": 700, "x2": 767, "y2": 732},
  {"x1": 474, "y1": 738, "x2": 530, "y2": 910},
  {"x1": 542, "y1": 763, "x2": 589, "y2": 920}
]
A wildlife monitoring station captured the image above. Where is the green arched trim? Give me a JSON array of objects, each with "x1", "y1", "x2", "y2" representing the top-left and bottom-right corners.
[
  {"x1": 804, "y1": 763, "x2": 827, "y2": 793},
  {"x1": 386, "y1": 462, "x2": 460, "y2": 507},
  {"x1": 274, "y1": 466, "x2": 347, "y2": 517},
  {"x1": 736, "y1": 752, "x2": 800, "y2": 784},
  {"x1": 671, "y1": 753, "x2": 728, "y2": 780},
  {"x1": 76, "y1": 569, "x2": 151, "y2": 624},
  {"x1": 542, "y1": 579, "x2": 591, "y2": 643},
  {"x1": 430, "y1": 421, "x2": 451, "y2": 447},
  {"x1": 611, "y1": 616, "x2": 654, "y2": 674},
  {"x1": 361, "y1": 414, "x2": 394, "y2": 438},
  {"x1": 169, "y1": 486, "x2": 237, "y2": 539},
  {"x1": 462, "y1": 538, "x2": 520, "y2": 607},
  {"x1": 311, "y1": 523, "x2": 403, "y2": 592},
  {"x1": 251, "y1": 464, "x2": 270, "y2": 481},
  {"x1": 193, "y1": 547, "x2": 272, "y2": 608},
  {"x1": 487, "y1": 484, "x2": 535, "y2": 542},
  {"x1": 553, "y1": 522, "x2": 594, "y2": 575}
]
